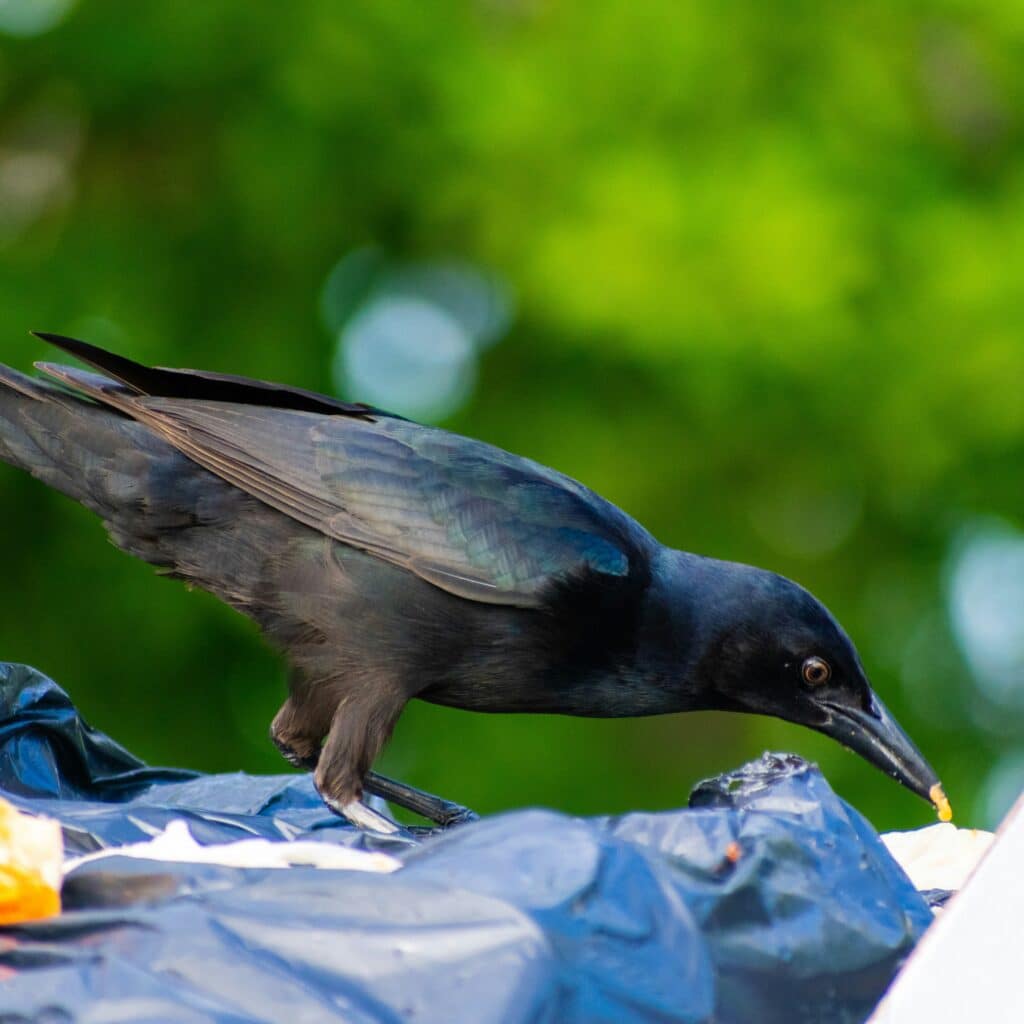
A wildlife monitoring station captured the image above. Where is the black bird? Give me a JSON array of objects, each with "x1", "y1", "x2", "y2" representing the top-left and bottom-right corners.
[{"x1": 0, "y1": 335, "x2": 951, "y2": 830}]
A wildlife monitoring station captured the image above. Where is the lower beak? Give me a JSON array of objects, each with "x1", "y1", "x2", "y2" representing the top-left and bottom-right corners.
[{"x1": 816, "y1": 693, "x2": 952, "y2": 820}]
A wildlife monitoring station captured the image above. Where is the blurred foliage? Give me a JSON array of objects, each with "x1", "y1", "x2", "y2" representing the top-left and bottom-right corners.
[{"x1": 1, "y1": 0, "x2": 1023, "y2": 831}]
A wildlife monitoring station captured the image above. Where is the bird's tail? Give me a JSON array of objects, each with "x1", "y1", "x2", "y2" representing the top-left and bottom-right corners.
[
  {"x1": 0, "y1": 363, "x2": 125, "y2": 513},
  {"x1": 0, "y1": 362, "x2": 209, "y2": 570},
  {"x1": 0, "y1": 360, "x2": 307, "y2": 616}
]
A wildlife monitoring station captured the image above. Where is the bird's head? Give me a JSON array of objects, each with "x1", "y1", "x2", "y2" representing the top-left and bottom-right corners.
[{"x1": 687, "y1": 559, "x2": 950, "y2": 820}]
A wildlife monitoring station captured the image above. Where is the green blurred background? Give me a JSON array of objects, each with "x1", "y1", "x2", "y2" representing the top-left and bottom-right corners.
[{"x1": 1, "y1": 1, "x2": 1022, "y2": 831}]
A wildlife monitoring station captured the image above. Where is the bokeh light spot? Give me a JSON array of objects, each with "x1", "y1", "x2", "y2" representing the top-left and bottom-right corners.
[
  {"x1": 334, "y1": 296, "x2": 476, "y2": 422},
  {"x1": 0, "y1": 0, "x2": 76, "y2": 37},
  {"x1": 978, "y1": 750, "x2": 1024, "y2": 830},
  {"x1": 946, "y1": 519, "x2": 1024, "y2": 714},
  {"x1": 323, "y1": 251, "x2": 513, "y2": 421}
]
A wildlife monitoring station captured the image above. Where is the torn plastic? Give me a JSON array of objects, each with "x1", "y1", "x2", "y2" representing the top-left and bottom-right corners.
[{"x1": 0, "y1": 663, "x2": 932, "y2": 1023}]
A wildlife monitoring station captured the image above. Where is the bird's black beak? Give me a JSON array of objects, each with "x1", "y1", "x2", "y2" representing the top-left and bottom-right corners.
[{"x1": 814, "y1": 691, "x2": 952, "y2": 821}]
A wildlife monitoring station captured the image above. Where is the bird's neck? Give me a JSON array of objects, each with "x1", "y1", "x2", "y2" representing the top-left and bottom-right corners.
[{"x1": 631, "y1": 547, "x2": 746, "y2": 712}]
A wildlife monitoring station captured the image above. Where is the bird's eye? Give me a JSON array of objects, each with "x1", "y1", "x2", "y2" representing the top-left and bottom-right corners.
[{"x1": 801, "y1": 656, "x2": 831, "y2": 686}]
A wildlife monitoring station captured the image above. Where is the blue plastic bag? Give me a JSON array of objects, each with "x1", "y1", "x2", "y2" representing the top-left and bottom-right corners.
[{"x1": 0, "y1": 663, "x2": 930, "y2": 1023}]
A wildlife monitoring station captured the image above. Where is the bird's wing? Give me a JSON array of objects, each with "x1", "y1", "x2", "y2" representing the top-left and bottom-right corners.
[{"x1": 38, "y1": 363, "x2": 648, "y2": 607}]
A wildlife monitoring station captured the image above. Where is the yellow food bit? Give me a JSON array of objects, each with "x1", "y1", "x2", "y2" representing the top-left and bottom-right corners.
[
  {"x1": 930, "y1": 783, "x2": 953, "y2": 823},
  {"x1": 0, "y1": 864, "x2": 61, "y2": 924}
]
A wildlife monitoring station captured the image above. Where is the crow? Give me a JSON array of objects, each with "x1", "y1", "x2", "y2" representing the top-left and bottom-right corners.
[{"x1": 0, "y1": 334, "x2": 951, "y2": 830}]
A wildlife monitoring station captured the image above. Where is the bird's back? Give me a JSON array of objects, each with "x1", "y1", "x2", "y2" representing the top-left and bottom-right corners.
[
  {"x1": 31, "y1": 334, "x2": 656, "y2": 610},
  {"x1": 0, "y1": 337, "x2": 660, "y2": 715}
]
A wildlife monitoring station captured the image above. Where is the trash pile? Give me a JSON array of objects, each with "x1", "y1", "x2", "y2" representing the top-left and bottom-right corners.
[{"x1": 0, "y1": 662, "x2": 935, "y2": 1023}]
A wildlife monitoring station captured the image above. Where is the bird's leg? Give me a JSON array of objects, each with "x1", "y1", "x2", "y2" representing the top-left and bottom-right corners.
[
  {"x1": 272, "y1": 691, "x2": 476, "y2": 829},
  {"x1": 363, "y1": 771, "x2": 479, "y2": 828},
  {"x1": 314, "y1": 688, "x2": 409, "y2": 834},
  {"x1": 272, "y1": 693, "x2": 403, "y2": 832}
]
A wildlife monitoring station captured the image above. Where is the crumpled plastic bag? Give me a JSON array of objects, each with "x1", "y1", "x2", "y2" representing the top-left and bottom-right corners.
[{"x1": 0, "y1": 662, "x2": 931, "y2": 1023}]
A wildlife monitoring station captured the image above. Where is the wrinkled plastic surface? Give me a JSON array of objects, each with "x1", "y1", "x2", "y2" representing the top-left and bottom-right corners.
[{"x1": 0, "y1": 663, "x2": 932, "y2": 1023}]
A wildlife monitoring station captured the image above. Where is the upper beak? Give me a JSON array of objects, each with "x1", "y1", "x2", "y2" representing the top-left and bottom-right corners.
[{"x1": 815, "y1": 691, "x2": 952, "y2": 821}]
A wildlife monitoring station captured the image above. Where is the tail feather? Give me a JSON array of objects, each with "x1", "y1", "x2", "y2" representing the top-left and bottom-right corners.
[
  {"x1": 0, "y1": 364, "x2": 51, "y2": 402},
  {"x1": 34, "y1": 361, "x2": 138, "y2": 412},
  {"x1": 0, "y1": 356, "x2": 327, "y2": 617},
  {"x1": 31, "y1": 332, "x2": 161, "y2": 395},
  {"x1": 0, "y1": 361, "x2": 271, "y2": 591},
  {"x1": 0, "y1": 363, "x2": 139, "y2": 486},
  {"x1": 0, "y1": 365, "x2": 123, "y2": 507}
]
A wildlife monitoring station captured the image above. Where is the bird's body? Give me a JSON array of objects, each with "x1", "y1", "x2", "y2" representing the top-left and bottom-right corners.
[{"x1": 0, "y1": 335, "x2": 949, "y2": 825}]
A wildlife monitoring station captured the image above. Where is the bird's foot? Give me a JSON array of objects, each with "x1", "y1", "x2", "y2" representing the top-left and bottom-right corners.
[
  {"x1": 323, "y1": 795, "x2": 405, "y2": 835},
  {"x1": 434, "y1": 806, "x2": 479, "y2": 829},
  {"x1": 275, "y1": 732, "x2": 475, "y2": 832},
  {"x1": 270, "y1": 732, "x2": 320, "y2": 771},
  {"x1": 364, "y1": 770, "x2": 478, "y2": 829}
]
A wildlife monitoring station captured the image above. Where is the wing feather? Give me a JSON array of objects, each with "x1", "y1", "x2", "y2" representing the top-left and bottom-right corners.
[{"x1": 38, "y1": 365, "x2": 649, "y2": 607}]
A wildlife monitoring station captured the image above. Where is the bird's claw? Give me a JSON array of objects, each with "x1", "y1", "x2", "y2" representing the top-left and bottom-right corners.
[
  {"x1": 324, "y1": 796, "x2": 404, "y2": 835},
  {"x1": 270, "y1": 732, "x2": 320, "y2": 771},
  {"x1": 433, "y1": 805, "x2": 479, "y2": 829}
]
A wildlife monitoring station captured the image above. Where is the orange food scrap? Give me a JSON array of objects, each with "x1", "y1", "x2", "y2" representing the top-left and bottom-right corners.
[
  {"x1": 0, "y1": 797, "x2": 62, "y2": 924},
  {"x1": 725, "y1": 841, "x2": 742, "y2": 863},
  {"x1": 0, "y1": 865, "x2": 60, "y2": 924}
]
